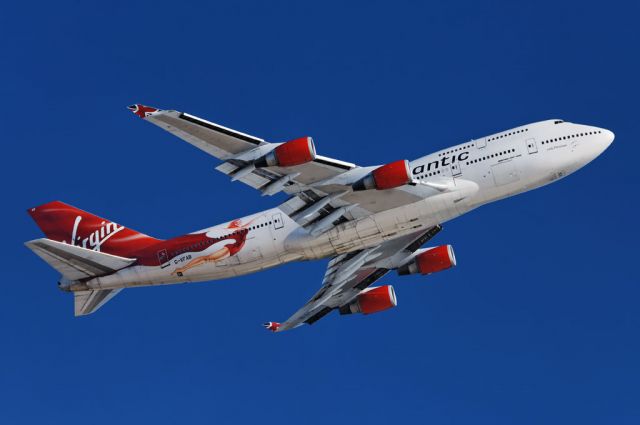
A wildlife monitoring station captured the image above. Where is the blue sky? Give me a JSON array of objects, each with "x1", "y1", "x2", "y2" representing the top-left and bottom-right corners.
[{"x1": 2, "y1": 1, "x2": 639, "y2": 424}]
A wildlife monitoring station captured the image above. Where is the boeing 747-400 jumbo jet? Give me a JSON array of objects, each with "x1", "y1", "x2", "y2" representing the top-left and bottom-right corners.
[{"x1": 25, "y1": 105, "x2": 614, "y2": 331}]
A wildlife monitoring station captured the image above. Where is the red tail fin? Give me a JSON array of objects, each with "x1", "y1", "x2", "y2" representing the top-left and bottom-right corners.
[{"x1": 27, "y1": 201, "x2": 162, "y2": 257}]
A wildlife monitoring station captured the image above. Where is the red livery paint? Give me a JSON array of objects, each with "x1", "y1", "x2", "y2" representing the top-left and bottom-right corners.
[
  {"x1": 263, "y1": 321, "x2": 281, "y2": 331},
  {"x1": 415, "y1": 245, "x2": 456, "y2": 275},
  {"x1": 352, "y1": 159, "x2": 412, "y2": 191},
  {"x1": 372, "y1": 160, "x2": 411, "y2": 190},
  {"x1": 28, "y1": 201, "x2": 161, "y2": 258},
  {"x1": 128, "y1": 104, "x2": 159, "y2": 118},
  {"x1": 133, "y1": 230, "x2": 245, "y2": 267},
  {"x1": 28, "y1": 201, "x2": 254, "y2": 268},
  {"x1": 356, "y1": 285, "x2": 397, "y2": 314},
  {"x1": 274, "y1": 137, "x2": 316, "y2": 166},
  {"x1": 120, "y1": 220, "x2": 253, "y2": 267},
  {"x1": 129, "y1": 216, "x2": 253, "y2": 266}
]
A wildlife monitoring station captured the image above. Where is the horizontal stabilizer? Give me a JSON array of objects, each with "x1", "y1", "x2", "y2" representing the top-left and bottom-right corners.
[
  {"x1": 74, "y1": 289, "x2": 122, "y2": 316},
  {"x1": 25, "y1": 238, "x2": 135, "y2": 280}
]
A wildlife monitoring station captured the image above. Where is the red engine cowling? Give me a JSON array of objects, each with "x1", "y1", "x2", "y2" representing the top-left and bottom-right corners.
[
  {"x1": 397, "y1": 245, "x2": 456, "y2": 276},
  {"x1": 352, "y1": 160, "x2": 412, "y2": 191},
  {"x1": 339, "y1": 285, "x2": 398, "y2": 315},
  {"x1": 255, "y1": 137, "x2": 316, "y2": 167}
]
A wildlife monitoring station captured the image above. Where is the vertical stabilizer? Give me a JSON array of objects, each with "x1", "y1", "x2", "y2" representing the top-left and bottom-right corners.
[{"x1": 27, "y1": 201, "x2": 161, "y2": 257}]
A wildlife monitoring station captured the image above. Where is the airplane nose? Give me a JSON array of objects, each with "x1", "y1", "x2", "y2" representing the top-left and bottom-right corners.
[
  {"x1": 589, "y1": 127, "x2": 614, "y2": 159},
  {"x1": 603, "y1": 129, "x2": 615, "y2": 147}
]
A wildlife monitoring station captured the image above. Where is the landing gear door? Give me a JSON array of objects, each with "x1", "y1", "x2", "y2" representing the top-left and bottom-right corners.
[{"x1": 526, "y1": 138, "x2": 538, "y2": 154}]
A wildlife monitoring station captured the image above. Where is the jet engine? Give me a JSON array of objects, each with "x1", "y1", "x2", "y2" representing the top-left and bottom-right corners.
[
  {"x1": 255, "y1": 137, "x2": 316, "y2": 167},
  {"x1": 397, "y1": 245, "x2": 456, "y2": 276},
  {"x1": 339, "y1": 285, "x2": 397, "y2": 315},
  {"x1": 352, "y1": 160, "x2": 412, "y2": 191}
]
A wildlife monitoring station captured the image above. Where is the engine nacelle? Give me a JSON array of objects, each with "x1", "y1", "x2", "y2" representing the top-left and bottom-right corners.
[
  {"x1": 397, "y1": 245, "x2": 456, "y2": 276},
  {"x1": 339, "y1": 285, "x2": 397, "y2": 315},
  {"x1": 352, "y1": 160, "x2": 412, "y2": 191},
  {"x1": 255, "y1": 137, "x2": 316, "y2": 167}
]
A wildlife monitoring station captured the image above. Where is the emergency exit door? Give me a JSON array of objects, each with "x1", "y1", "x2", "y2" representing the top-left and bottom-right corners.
[
  {"x1": 272, "y1": 213, "x2": 284, "y2": 229},
  {"x1": 526, "y1": 138, "x2": 538, "y2": 154},
  {"x1": 451, "y1": 161, "x2": 462, "y2": 177}
]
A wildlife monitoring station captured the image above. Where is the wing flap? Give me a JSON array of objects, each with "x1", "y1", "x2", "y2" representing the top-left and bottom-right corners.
[
  {"x1": 133, "y1": 105, "x2": 357, "y2": 193},
  {"x1": 146, "y1": 110, "x2": 265, "y2": 159}
]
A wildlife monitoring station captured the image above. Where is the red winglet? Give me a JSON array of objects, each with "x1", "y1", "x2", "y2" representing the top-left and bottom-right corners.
[
  {"x1": 127, "y1": 104, "x2": 160, "y2": 119},
  {"x1": 263, "y1": 322, "x2": 281, "y2": 332}
]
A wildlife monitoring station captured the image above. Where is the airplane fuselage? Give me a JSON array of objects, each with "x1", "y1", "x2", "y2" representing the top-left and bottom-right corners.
[{"x1": 79, "y1": 119, "x2": 614, "y2": 291}]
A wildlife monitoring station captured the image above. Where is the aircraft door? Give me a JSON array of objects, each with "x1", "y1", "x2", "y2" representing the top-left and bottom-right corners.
[
  {"x1": 451, "y1": 161, "x2": 462, "y2": 177},
  {"x1": 266, "y1": 213, "x2": 283, "y2": 251},
  {"x1": 476, "y1": 137, "x2": 487, "y2": 149},
  {"x1": 272, "y1": 213, "x2": 284, "y2": 230},
  {"x1": 440, "y1": 165, "x2": 456, "y2": 185},
  {"x1": 526, "y1": 138, "x2": 538, "y2": 154}
]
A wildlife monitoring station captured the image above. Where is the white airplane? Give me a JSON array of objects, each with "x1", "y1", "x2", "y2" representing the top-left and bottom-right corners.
[{"x1": 25, "y1": 105, "x2": 614, "y2": 332}]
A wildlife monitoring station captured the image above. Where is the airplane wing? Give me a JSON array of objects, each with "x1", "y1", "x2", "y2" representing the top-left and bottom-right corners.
[
  {"x1": 269, "y1": 225, "x2": 443, "y2": 332},
  {"x1": 128, "y1": 104, "x2": 355, "y2": 192},
  {"x1": 129, "y1": 104, "x2": 440, "y2": 229}
]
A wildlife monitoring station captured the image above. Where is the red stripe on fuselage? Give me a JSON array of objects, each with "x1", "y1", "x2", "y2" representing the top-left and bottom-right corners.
[{"x1": 130, "y1": 228, "x2": 250, "y2": 267}]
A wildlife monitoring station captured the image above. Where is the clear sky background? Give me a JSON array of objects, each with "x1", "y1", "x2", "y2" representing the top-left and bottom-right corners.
[{"x1": 2, "y1": 1, "x2": 638, "y2": 424}]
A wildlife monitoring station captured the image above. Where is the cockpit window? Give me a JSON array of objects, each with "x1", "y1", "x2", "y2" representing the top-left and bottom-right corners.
[{"x1": 554, "y1": 120, "x2": 564, "y2": 124}]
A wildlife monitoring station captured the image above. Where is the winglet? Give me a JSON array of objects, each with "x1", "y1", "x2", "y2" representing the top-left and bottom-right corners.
[
  {"x1": 127, "y1": 104, "x2": 161, "y2": 119},
  {"x1": 263, "y1": 322, "x2": 281, "y2": 332}
]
